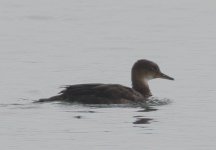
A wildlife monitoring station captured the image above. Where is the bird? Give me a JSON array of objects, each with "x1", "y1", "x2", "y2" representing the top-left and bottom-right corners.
[{"x1": 37, "y1": 59, "x2": 174, "y2": 104}]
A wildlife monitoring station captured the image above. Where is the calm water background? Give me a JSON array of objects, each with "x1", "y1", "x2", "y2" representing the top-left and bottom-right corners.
[{"x1": 0, "y1": 0, "x2": 216, "y2": 149}]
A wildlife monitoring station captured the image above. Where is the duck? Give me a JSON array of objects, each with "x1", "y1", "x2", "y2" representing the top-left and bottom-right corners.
[{"x1": 37, "y1": 59, "x2": 174, "y2": 104}]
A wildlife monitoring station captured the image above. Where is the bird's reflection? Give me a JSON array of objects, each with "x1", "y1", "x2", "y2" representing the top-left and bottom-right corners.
[
  {"x1": 133, "y1": 118, "x2": 153, "y2": 124},
  {"x1": 133, "y1": 106, "x2": 157, "y2": 125},
  {"x1": 137, "y1": 106, "x2": 158, "y2": 112}
]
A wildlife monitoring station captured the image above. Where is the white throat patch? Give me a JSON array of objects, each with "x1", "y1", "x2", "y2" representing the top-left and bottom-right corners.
[{"x1": 144, "y1": 76, "x2": 154, "y2": 81}]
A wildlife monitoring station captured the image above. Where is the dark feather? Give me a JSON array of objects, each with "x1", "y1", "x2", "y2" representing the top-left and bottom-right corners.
[{"x1": 38, "y1": 83, "x2": 144, "y2": 104}]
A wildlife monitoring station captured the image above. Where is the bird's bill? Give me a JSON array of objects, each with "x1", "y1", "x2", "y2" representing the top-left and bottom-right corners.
[{"x1": 158, "y1": 72, "x2": 174, "y2": 80}]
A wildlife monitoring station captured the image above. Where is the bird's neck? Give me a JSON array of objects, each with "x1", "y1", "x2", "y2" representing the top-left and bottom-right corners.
[{"x1": 131, "y1": 74, "x2": 152, "y2": 98}]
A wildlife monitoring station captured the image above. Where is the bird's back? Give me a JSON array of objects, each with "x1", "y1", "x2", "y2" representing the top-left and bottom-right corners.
[{"x1": 38, "y1": 83, "x2": 144, "y2": 104}]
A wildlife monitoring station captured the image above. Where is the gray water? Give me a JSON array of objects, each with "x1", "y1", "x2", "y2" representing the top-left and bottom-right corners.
[{"x1": 1, "y1": 0, "x2": 216, "y2": 149}]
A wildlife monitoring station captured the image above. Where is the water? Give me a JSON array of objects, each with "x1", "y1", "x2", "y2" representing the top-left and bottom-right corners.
[{"x1": 1, "y1": 0, "x2": 216, "y2": 149}]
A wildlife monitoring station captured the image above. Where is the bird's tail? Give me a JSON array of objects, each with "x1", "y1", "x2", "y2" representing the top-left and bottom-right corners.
[{"x1": 34, "y1": 95, "x2": 63, "y2": 103}]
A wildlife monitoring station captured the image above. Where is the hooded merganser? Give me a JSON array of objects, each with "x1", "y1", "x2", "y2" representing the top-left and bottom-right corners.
[{"x1": 37, "y1": 59, "x2": 174, "y2": 104}]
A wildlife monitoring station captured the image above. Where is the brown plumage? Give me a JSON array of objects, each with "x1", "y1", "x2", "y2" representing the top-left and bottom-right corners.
[{"x1": 37, "y1": 59, "x2": 174, "y2": 104}]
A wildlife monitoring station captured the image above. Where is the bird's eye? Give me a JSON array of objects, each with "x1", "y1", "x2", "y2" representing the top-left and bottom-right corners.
[
  {"x1": 150, "y1": 67, "x2": 155, "y2": 71},
  {"x1": 150, "y1": 67, "x2": 159, "y2": 72}
]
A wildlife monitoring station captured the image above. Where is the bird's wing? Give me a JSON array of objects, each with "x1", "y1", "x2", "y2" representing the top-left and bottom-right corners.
[
  {"x1": 60, "y1": 83, "x2": 143, "y2": 101},
  {"x1": 94, "y1": 84, "x2": 144, "y2": 101},
  {"x1": 59, "y1": 83, "x2": 103, "y2": 96}
]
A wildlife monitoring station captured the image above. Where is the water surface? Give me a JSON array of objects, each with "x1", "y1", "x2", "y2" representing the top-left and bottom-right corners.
[{"x1": 0, "y1": 0, "x2": 216, "y2": 149}]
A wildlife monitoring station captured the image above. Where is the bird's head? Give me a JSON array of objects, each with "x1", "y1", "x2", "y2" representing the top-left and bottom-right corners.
[{"x1": 132, "y1": 59, "x2": 174, "y2": 81}]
